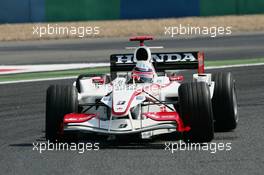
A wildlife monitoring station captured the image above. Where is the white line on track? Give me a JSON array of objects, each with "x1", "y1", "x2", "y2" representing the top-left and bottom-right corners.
[
  {"x1": 0, "y1": 63, "x2": 109, "y2": 75},
  {"x1": 206, "y1": 62, "x2": 264, "y2": 69},
  {"x1": 0, "y1": 62, "x2": 264, "y2": 85}
]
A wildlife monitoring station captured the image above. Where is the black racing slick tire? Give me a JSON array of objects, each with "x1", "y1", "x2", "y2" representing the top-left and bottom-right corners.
[
  {"x1": 178, "y1": 82, "x2": 214, "y2": 143},
  {"x1": 46, "y1": 85, "x2": 78, "y2": 141},
  {"x1": 212, "y1": 72, "x2": 238, "y2": 131}
]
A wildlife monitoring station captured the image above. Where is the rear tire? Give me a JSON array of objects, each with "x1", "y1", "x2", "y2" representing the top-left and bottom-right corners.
[
  {"x1": 178, "y1": 82, "x2": 214, "y2": 143},
  {"x1": 212, "y1": 72, "x2": 238, "y2": 131},
  {"x1": 46, "y1": 85, "x2": 78, "y2": 141}
]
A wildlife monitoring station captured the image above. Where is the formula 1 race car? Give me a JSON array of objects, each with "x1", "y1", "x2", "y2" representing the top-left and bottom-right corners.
[{"x1": 45, "y1": 36, "x2": 238, "y2": 143}]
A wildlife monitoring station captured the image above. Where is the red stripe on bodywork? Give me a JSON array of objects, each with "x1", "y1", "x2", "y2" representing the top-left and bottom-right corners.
[
  {"x1": 198, "y1": 52, "x2": 205, "y2": 74},
  {"x1": 64, "y1": 113, "x2": 96, "y2": 123},
  {"x1": 112, "y1": 91, "x2": 141, "y2": 116},
  {"x1": 144, "y1": 111, "x2": 190, "y2": 132},
  {"x1": 132, "y1": 70, "x2": 154, "y2": 75},
  {"x1": 169, "y1": 75, "x2": 184, "y2": 81},
  {"x1": 92, "y1": 77, "x2": 105, "y2": 84}
]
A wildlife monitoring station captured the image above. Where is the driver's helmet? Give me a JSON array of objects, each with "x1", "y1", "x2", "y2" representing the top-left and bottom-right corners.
[{"x1": 132, "y1": 63, "x2": 154, "y2": 83}]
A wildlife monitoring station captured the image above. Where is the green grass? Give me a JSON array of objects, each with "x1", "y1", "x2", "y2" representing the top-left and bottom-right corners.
[{"x1": 0, "y1": 57, "x2": 264, "y2": 82}]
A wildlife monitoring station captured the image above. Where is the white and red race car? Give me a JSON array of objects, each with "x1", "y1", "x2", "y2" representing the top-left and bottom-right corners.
[{"x1": 46, "y1": 36, "x2": 238, "y2": 143}]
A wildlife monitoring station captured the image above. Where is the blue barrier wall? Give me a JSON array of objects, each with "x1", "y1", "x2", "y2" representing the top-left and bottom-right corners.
[
  {"x1": 0, "y1": 0, "x2": 30, "y2": 23},
  {"x1": 120, "y1": 0, "x2": 200, "y2": 19},
  {"x1": 30, "y1": 0, "x2": 45, "y2": 22},
  {"x1": 0, "y1": 0, "x2": 45, "y2": 23},
  {"x1": 0, "y1": 0, "x2": 263, "y2": 23}
]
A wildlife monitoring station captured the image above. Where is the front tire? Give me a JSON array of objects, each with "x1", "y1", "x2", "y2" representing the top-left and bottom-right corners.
[
  {"x1": 46, "y1": 85, "x2": 78, "y2": 141},
  {"x1": 212, "y1": 72, "x2": 238, "y2": 131},
  {"x1": 178, "y1": 82, "x2": 214, "y2": 143}
]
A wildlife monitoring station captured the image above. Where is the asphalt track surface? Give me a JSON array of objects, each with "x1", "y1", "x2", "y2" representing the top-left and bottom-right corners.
[
  {"x1": 0, "y1": 65, "x2": 264, "y2": 175},
  {"x1": 0, "y1": 33, "x2": 264, "y2": 65}
]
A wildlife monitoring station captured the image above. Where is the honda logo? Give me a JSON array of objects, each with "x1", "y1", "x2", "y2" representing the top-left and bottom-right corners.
[{"x1": 115, "y1": 53, "x2": 197, "y2": 64}]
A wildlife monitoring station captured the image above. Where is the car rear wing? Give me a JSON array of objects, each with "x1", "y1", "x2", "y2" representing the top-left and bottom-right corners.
[{"x1": 110, "y1": 52, "x2": 204, "y2": 75}]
